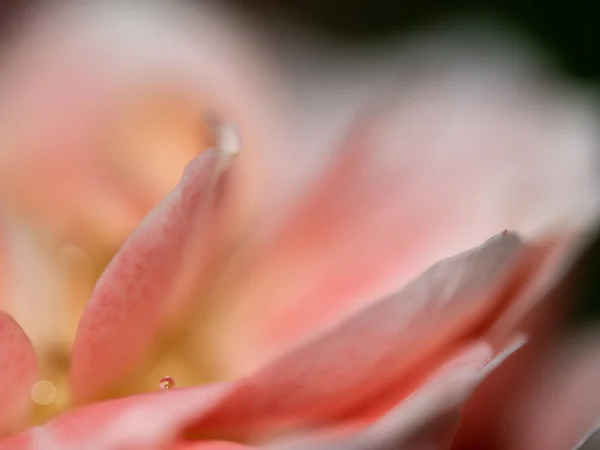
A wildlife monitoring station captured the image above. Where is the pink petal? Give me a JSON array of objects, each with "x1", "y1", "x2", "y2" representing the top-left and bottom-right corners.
[
  {"x1": 0, "y1": 432, "x2": 28, "y2": 450},
  {"x1": 181, "y1": 234, "x2": 530, "y2": 438},
  {"x1": 0, "y1": 344, "x2": 501, "y2": 450},
  {"x1": 6, "y1": 232, "x2": 527, "y2": 447},
  {"x1": 452, "y1": 230, "x2": 598, "y2": 448},
  {"x1": 0, "y1": 311, "x2": 37, "y2": 434},
  {"x1": 214, "y1": 65, "x2": 600, "y2": 377},
  {"x1": 452, "y1": 327, "x2": 600, "y2": 450},
  {"x1": 13, "y1": 342, "x2": 517, "y2": 450},
  {"x1": 504, "y1": 329, "x2": 600, "y2": 450},
  {"x1": 56, "y1": 233, "x2": 524, "y2": 447},
  {"x1": 273, "y1": 339, "x2": 524, "y2": 450},
  {"x1": 0, "y1": 383, "x2": 232, "y2": 449},
  {"x1": 70, "y1": 148, "x2": 234, "y2": 403}
]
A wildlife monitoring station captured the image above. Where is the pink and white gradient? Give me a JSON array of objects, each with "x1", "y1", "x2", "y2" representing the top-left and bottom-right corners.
[{"x1": 0, "y1": 1, "x2": 600, "y2": 449}]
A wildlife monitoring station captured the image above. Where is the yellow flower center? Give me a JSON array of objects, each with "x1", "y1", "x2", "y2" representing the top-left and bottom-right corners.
[{"x1": 25, "y1": 92, "x2": 226, "y2": 427}]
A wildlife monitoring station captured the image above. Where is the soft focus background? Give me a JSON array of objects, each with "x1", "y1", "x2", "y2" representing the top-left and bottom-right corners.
[
  {"x1": 233, "y1": 0, "x2": 598, "y2": 78},
  {"x1": 0, "y1": 0, "x2": 597, "y2": 342},
  {"x1": 0, "y1": 1, "x2": 596, "y2": 317},
  {"x1": 225, "y1": 0, "x2": 600, "y2": 323}
]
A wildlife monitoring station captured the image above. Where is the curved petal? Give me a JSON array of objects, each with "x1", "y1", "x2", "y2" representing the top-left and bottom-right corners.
[
  {"x1": 7, "y1": 232, "x2": 528, "y2": 447},
  {"x1": 214, "y1": 60, "x2": 600, "y2": 377},
  {"x1": 63, "y1": 233, "x2": 524, "y2": 447},
  {"x1": 9, "y1": 341, "x2": 518, "y2": 450},
  {"x1": 453, "y1": 327, "x2": 600, "y2": 450},
  {"x1": 70, "y1": 148, "x2": 235, "y2": 403},
  {"x1": 451, "y1": 230, "x2": 589, "y2": 449},
  {"x1": 505, "y1": 328, "x2": 600, "y2": 450},
  {"x1": 178, "y1": 234, "x2": 530, "y2": 438},
  {"x1": 0, "y1": 311, "x2": 37, "y2": 434},
  {"x1": 0, "y1": 383, "x2": 232, "y2": 449},
  {"x1": 271, "y1": 339, "x2": 524, "y2": 450}
]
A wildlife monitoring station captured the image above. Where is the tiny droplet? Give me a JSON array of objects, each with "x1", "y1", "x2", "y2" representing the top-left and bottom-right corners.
[{"x1": 159, "y1": 376, "x2": 176, "y2": 390}]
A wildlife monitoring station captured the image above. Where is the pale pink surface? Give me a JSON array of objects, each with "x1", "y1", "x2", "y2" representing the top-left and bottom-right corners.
[
  {"x1": 70, "y1": 148, "x2": 234, "y2": 403},
  {"x1": 275, "y1": 341, "x2": 524, "y2": 450},
  {"x1": 59, "y1": 45, "x2": 600, "y2": 450},
  {"x1": 0, "y1": 338, "x2": 519, "y2": 449},
  {"x1": 1, "y1": 3, "x2": 600, "y2": 450},
  {"x1": 453, "y1": 327, "x2": 600, "y2": 450},
  {"x1": 213, "y1": 66, "x2": 600, "y2": 377},
  {"x1": 0, "y1": 311, "x2": 37, "y2": 433},
  {"x1": 187, "y1": 234, "x2": 525, "y2": 433},
  {"x1": 69, "y1": 172, "x2": 528, "y2": 426},
  {"x1": 0, "y1": 383, "x2": 231, "y2": 449},
  {"x1": 503, "y1": 329, "x2": 600, "y2": 450},
  {"x1": 3, "y1": 231, "x2": 525, "y2": 449}
]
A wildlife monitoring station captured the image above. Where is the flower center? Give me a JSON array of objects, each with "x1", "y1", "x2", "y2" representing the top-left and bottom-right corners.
[
  {"x1": 31, "y1": 347, "x2": 72, "y2": 425},
  {"x1": 109, "y1": 92, "x2": 217, "y2": 209},
  {"x1": 25, "y1": 92, "x2": 230, "y2": 427}
]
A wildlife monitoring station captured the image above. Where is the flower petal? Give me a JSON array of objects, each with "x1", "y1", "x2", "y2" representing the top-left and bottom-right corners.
[
  {"x1": 0, "y1": 311, "x2": 37, "y2": 434},
  {"x1": 505, "y1": 328, "x2": 600, "y2": 450},
  {"x1": 78, "y1": 341, "x2": 518, "y2": 450},
  {"x1": 270, "y1": 339, "x2": 524, "y2": 450},
  {"x1": 61, "y1": 233, "x2": 526, "y2": 446},
  {"x1": 0, "y1": 383, "x2": 234, "y2": 449},
  {"x1": 70, "y1": 148, "x2": 234, "y2": 403},
  {"x1": 182, "y1": 233, "x2": 529, "y2": 438},
  {"x1": 215, "y1": 60, "x2": 600, "y2": 377},
  {"x1": 451, "y1": 231, "x2": 589, "y2": 449},
  {"x1": 7, "y1": 230, "x2": 528, "y2": 448}
]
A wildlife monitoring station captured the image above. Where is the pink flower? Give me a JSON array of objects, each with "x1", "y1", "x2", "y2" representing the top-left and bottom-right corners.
[{"x1": 1, "y1": 2, "x2": 600, "y2": 449}]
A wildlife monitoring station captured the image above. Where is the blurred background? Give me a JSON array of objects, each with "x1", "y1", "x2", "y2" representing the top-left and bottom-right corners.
[
  {"x1": 229, "y1": 0, "x2": 598, "y2": 80},
  {"x1": 0, "y1": 0, "x2": 598, "y2": 340},
  {"x1": 229, "y1": 0, "x2": 600, "y2": 322},
  {"x1": 2, "y1": 0, "x2": 597, "y2": 76}
]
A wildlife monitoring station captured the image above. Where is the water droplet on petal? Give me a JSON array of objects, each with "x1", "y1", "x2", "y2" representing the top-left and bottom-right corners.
[{"x1": 159, "y1": 376, "x2": 175, "y2": 390}]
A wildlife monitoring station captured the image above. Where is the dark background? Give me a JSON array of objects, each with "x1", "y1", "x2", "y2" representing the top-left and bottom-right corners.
[
  {"x1": 2, "y1": 0, "x2": 599, "y2": 320},
  {"x1": 231, "y1": 0, "x2": 599, "y2": 81}
]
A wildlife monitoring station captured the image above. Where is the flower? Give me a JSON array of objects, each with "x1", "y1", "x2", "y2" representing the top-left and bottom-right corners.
[{"x1": 1, "y1": 1, "x2": 600, "y2": 449}]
